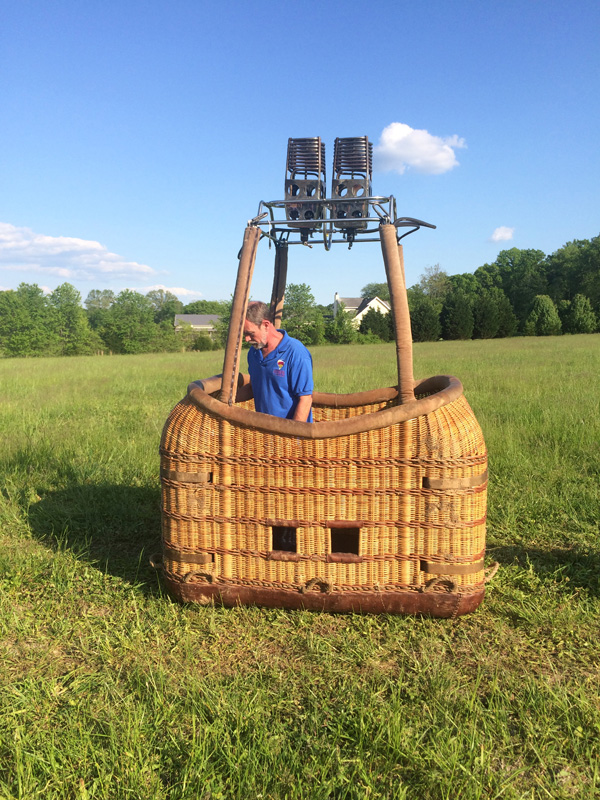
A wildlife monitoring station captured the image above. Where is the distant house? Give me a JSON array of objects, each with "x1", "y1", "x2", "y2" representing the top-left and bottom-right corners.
[
  {"x1": 174, "y1": 314, "x2": 220, "y2": 338},
  {"x1": 333, "y1": 292, "x2": 391, "y2": 328}
]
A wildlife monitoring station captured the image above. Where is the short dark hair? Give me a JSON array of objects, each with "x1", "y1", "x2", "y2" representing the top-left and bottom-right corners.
[{"x1": 245, "y1": 301, "x2": 273, "y2": 325}]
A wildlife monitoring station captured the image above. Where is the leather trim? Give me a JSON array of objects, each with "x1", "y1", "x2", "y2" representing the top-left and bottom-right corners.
[
  {"x1": 423, "y1": 470, "x2": 488, "y2": 490},
  {"x1": 420, "y1": 559, "x2": 485, "y2": 576}
]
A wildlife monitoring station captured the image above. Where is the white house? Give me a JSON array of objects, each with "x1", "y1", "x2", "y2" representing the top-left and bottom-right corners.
[
  {"x1": 333, "y1": 292, "x2": 391, "y2": 328},
  {"x1": 174, "y1": 314, "x2": 220, "y2": 338}
]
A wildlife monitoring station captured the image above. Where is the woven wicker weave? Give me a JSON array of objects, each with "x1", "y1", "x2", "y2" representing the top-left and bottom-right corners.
[{"x1": 160, "y1": 377, "x2": 487, "y2": 616}]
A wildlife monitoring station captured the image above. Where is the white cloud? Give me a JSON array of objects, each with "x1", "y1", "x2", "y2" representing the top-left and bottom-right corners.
[
  {"x1": 142, "y1": 284, "x2": 204, "y2": 299},
  {"x1": 0, "y1": 222, "x2": 157, "y2": 281},
  {"x1": 490, "y1": 226, "x2": 515, "y2": 242},
  {"x1": 374, "y1": 122, "x2": 467, "y2": 175}
]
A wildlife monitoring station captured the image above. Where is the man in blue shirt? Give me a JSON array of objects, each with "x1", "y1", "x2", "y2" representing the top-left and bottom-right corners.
[{"x1": 243, "y1": 301, "x2": 313, "y2": 422}]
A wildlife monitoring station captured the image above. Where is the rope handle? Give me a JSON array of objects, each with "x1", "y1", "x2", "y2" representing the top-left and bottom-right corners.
[
  {"x1": 183, "y1": 571, "x2": 214, "y2": 584},
  {"x1": 301, "y1": 578, "x2": 333, "y2": 594}
]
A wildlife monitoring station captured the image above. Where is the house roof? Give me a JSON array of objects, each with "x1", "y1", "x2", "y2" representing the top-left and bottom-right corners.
[
  {"x1": 356, "y1": 297, "x2": 391, "y2": 315},
  {"x1": 174, "y1": 314, "x2": 220, "y2": 327},
  {"x1": 337, "y1": 297, "x2": 363, "y2": 309}
]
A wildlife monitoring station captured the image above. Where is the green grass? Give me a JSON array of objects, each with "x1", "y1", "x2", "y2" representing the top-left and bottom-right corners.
[{"x1": 0, "y1": 336, "x2": 599, "y2": 799}]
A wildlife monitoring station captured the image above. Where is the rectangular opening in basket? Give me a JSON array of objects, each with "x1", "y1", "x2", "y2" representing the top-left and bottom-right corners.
[
  {"x1": 330, "y1": 527, "x2": 360, "y2": 556},
  {"x1": 272, "y1": 526, "x2": 297, "y2": 552}
]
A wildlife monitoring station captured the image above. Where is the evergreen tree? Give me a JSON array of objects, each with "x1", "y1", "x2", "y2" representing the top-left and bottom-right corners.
[
  {"x1": 495, "y1": 290, "x2": 519, "y2": 338},
  {"x1": 407, "y1": 289, "x2": 441, "y2": 342},
  {"x1": 359, "y1": 308, "x2": 391, "y2": 341},
  {"x1": 440, "y1": 290, "x2": 474, "y2": 340},
  {"x1": 472, "y1": 289, "x2": 500, "y2": 339},
  {"x1": 472, "y1": 286, "x2": 517, "y2": 339},
  {"x1": 524, "y1": 295, "x2": 562, "y2": 336},
  {"x1": 561, "y1": 294, "x2": 597, "y2": 334}
]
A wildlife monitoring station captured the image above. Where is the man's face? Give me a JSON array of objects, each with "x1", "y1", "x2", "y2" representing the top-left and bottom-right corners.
[{"x1": 243, "y1": 319, "x2": 268, "y2": 349}]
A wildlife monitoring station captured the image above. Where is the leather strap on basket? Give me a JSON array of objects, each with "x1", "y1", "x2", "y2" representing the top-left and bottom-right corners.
[
  {"x1": 220, "y1": 225, "x2": 261, "y2": 405},
  {"x1": 420, "y1": 559, "x2": 485, "y2": 576},
  {"x1": 422, "y1": 470, "x2": 488, "y2": 490},
  {"x1": 379, "y1": 223, "x2": 415, "y2": 404}
]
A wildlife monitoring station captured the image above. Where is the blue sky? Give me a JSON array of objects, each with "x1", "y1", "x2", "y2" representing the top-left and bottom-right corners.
[{"x1": 2, "y1": 0, "x2": 599, "y2": 306}]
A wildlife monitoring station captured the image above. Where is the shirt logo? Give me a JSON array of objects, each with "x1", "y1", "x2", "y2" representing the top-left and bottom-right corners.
[
  {"x1": 274, "y1": 359, "x2": 285, "y2": 377},
  {"x1": 277, "y1": 360, "x2": 285, "y2": 369}
]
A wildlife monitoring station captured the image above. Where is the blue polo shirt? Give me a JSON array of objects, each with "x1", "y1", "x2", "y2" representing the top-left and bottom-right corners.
[{"x1": 247, "y1": 330, "x2": 313, "y2": 421}]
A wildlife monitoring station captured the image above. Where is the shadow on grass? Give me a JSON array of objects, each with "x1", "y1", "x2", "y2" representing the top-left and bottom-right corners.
[
  {"x1": 488, "y1": 543, "x2": 600, "y2": 596},
  {"x1": 28, "y1": 484, "x2": 162, "y2": 595}
]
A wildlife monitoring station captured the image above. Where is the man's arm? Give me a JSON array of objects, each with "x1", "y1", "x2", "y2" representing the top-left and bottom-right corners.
[{"x1": 292, "y1": 394, "x2": 313, "y2": 422}]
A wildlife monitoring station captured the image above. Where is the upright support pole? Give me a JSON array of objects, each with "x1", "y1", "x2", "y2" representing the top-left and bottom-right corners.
[
  {"x1": 269, "y1": 242, "x2": 288, "y2": 329},
  {"x1": 379, "y1": 223, "x2": 415, "y2": 404},
  {"x1": 220, "y1": 225, "x2": 261, "y2": 405}
]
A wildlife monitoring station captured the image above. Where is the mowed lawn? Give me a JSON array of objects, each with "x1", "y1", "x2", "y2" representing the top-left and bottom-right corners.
[{"x1": 0, "y1": 335, "x2": 599, "y2": 800}]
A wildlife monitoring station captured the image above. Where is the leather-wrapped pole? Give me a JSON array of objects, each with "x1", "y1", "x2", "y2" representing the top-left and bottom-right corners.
[
  {"x1": 270, "y1": 242, "x2": 288, "y2": 329},
  {"x1": 379, "y1": 223, "x2": 415, "y2": 403},
  {"x1": 219, "y1": 225, "x2": 261, "y2": 405}
]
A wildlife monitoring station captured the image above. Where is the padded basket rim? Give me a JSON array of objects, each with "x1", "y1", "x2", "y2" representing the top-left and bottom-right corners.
[{"x1": 187, "y1": 374, "x2": 464, "y2": 440}]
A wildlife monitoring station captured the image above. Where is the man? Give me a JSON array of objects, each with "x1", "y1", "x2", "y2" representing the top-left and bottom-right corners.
[{"x1": 243, "y1": 301, "x2": 313, "y2": 422}]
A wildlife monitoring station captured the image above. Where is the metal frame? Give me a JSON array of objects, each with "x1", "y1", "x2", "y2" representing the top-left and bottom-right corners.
[
  {"x1": 253, "y1": 196, "x2": 435, "y2": 250},
  {"x1": 253, "y1": 195, "x2": 436, "y2": 250}
]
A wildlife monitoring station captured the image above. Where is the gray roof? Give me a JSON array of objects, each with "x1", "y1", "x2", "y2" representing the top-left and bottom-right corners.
[
  {"x1": 174, "y1": 314, "x2": 220, "y2": 327},
  {"x1": 356, "y1": 297, "x2": 391, "y2": 315}
]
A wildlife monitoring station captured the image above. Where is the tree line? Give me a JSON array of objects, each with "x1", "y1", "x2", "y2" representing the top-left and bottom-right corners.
[
  {"x1": 0, "y1": 286, "x2": 229, "y2": 357},
  {"x1": 0, "y1": 234, "x2": 598, "y2": 357}
]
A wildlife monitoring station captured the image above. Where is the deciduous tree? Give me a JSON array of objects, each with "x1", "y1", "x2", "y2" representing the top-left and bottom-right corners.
[
  {"x1": 325, "y1": 303, "x2": 356, "y2": 343},
  {"x1": 50, "y1": 283, "x2": 97, "y2": 355},
  {"x1": 281, "y1": 283, "x2": 325, "y2": 346},
  {"x1": 360, "y1": 282, "x2": 390, "y2": 302}
]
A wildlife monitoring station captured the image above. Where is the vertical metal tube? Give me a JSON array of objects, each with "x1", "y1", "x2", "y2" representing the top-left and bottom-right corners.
[
  {"x1": 270, "y1": 242, "x2": 288, "y2": 329},
  {"x1": 379, "y1": 223, "x2": 415, "y2": 404},
  {"x1": 220, "y1": 225, "x2": 261, "y2": 405}
]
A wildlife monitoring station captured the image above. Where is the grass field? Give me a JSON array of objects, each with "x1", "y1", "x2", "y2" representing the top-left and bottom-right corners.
[{"x1": 0, "y1": 335, "x2": 599, "y2": 799}]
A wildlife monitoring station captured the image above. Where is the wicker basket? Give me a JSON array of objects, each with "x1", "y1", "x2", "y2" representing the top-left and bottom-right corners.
[{"x1": 158, "y1": 224, "x2": 489, "y2": 616}]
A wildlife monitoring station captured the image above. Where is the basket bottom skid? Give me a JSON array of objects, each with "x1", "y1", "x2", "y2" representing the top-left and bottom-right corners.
[{"x1": 164, "y1": 576, "x2": 485, "y2": 618}]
